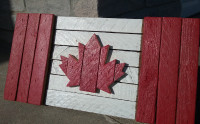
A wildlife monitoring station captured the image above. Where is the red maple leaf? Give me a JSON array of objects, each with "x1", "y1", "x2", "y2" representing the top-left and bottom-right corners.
[{"x1": 59, "y1": 34, "x2": 125, "y2": 93}]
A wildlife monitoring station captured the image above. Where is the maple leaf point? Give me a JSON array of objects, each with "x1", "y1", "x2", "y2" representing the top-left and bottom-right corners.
[{"x1": 59, "y1": 34, "x2": 126, "y2": 93}]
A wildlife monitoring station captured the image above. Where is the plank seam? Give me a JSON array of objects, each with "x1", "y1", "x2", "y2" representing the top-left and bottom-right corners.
[
  {"x1": 49, "y1": 73, "x2": 138, "y2": 85},
  {"x1": 26, "y1": 14, "x2": 41, "y2": 102},
  {"x1": 53, "y1": 44, "x2": 141, "y2": 52},
  {"x1": 47, "y1": 89, "x2": 137, "y2": 102},
  {"x1": 56, "y1": 29, "x2": 143, "y2": 35}
]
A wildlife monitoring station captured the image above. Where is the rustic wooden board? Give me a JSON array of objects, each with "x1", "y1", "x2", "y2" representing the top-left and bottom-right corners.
[
  {"x1": 54, "y1": 30, "x2": 142, "y2": 51},
  {"x1": 56, "y1": 16, "x2": 143, "y2": 33},
  {"x1": 4, "y1": 13, "x2": 28, "y2": 101},
  {"x1": 28, "y1": 14, "x2": 54, "y2": 105},
  {"x1": 16, "y1": 14, "x2": 40, "y2": 103},
  {"x1": 48, "y1": 74, "x2": 138, "y2": 101},
  {"x1": 156, "y1": 17, "x2": 182, "y2": 124},
  {"x1": 45, "y1": 90, "x2": 136, "y2": 119},
  {"x1": 52, "y1": 46, "x2": 140, "y2": 67},
  {"x1": 176, "y1": 18, "x2": 199, "y2": 124},
  {"x1": 50, "y1": 60, "x2": 139, "y2": 84},
  {"x1": 136, "y1": 17, "x2": 162, "y2": 124}
]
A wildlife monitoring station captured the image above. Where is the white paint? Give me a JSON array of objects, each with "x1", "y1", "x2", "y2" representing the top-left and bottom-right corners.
[
  {"x1": 52, "y1": 46, "x2": 140, "y2": 67},
  {"x1": 48, "y1": 74, "x2": 138, "y2": 101},
  {"x1": 45, "y1": 90, "x2": 136, "y2": 119},
  {"x1": 50, "y1": 60, "x2": 139, "y2": 84},
  {"x1": 54, "y1": 30, "x2": 142, "y2": 51},
  {"x1": 56, "y1": 16, "x2": 143, "y2": 33}
]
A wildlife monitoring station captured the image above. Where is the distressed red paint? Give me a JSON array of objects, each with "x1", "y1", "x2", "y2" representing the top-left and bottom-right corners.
[{"x1": 59, "y1": 34, "x2": 126, "y2": 93}]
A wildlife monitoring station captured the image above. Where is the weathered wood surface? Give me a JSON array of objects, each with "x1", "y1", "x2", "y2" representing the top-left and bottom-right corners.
[
  {"x1": 17, "y1": 14, "x2": 40, "y2": 103},
  {"x1": 79, "y1": 34, "x2": 101, "y2": 93},
  {"x1": 50, "y1": 60, "x2": 139, "y2": 84},
  {"x1": 52, "y1": 46, "x2": 140, "y2": 67},
  {"x1": 48, "y1": 74, "x2": 138, "y2": 101},
  {"x1": 28, "y1": 14, "x2": 54, "y2": 105},
  {"x1": 45, "y1": 90, "x2": 136, "y2": 119},
  {"x1": 4, "y1": 13, "x2": 28, "y2": 101},
  {"x1": 56, "y1": 16, "x2": 143, "y2": 33},
  {"x1": 136, "y1": 17, "x2": 162, "y2": 124},
  {"x1": 54, "y1": 30, "x2": 142, "y2": 51},
  {"x1": 176, "y1": 18, "x2": 199, "y2": 124},
  {"x1": 156, "y1": 17, "x2": 182, "y2": 124}
]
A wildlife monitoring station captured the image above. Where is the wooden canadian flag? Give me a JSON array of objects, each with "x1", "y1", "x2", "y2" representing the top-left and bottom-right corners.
[{"x1": 4, "y1": 13, "x2": 199, "y2": 124}]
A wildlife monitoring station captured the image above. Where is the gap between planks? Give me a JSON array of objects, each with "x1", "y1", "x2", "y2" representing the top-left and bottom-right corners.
[{"x1": 47, "y1": 74, "x2": 138, "y2": 102}]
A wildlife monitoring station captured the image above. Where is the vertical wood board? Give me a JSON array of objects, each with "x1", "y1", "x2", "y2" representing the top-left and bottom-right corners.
[
  {"x1": 176, "y1": 18, "x2": 199, "y2": 124},
  {"x1": 4, "y1": 13, "x2": 28, "y2": 101},
  {"x1": 156, "y1": 17, "x2": 182, "y2": 124},
  {"x1": 16, "y1": 14, "x2": 40, "y2": 103},
  {"x1": 136, "y1": 17, "x2": 162, "y2": 124},
  {"x1": 28, "y1": 14, "x2": 54, "y2": 105}
]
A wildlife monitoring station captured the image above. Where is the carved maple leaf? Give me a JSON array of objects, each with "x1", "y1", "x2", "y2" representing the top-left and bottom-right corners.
[{"x1": 59, "y1": 34, "x2": 125, "y2": 93}]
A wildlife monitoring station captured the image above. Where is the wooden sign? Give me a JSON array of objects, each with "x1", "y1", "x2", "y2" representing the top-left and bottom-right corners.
[{"x1": 4, "y1": 13, "x2": 199, "y2": 123}]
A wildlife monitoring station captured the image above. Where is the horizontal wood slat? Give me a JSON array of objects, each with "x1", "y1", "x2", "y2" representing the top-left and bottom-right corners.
[
  {"x1": 54, "y1": 30, "x2": 142, "y2": 51},
  {"x1": 48, "y1": 74, "x2": 138, "y2": 101},
  {"x1": 52, "y1": 46, "x2": 140, "y2": 67},
  {"x1": 46, "y1": 89, "x2": 136, "y2": 119},
  {"x1": 50, "y1": 60, "x2": 139, "y2": 84},
  {"x1": 56, "y1": 16, "x2": 143, "y2": 33}
]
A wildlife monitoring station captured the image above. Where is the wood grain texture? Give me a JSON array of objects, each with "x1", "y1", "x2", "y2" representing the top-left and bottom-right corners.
[
  {"x1": 54, "y1": 30, "x2": 142, "y2": 51},
  {"x1": 45, "y1": 90, "x2": 136, "y2": 119},
  {"x1": 52, "y1": 46, "x2": 140, "y2": 67},
  {"x1": 176, "y1": 18, "x2": 199, "y2": 124},
  {"x1": 156, "y1": 17, "x2": 182, "y2": 124},
  {"x1": 16, "y1": 14, "x2": 40, "y2": 103},
  {"x1": 56, "y1": 16, "x2": 143, "y2": 33},
  {"x1": 48, "y1": 74, "x2": 138, "y2": 102},
  {"x1": 136, "y1": 17, "x2": 162, "y2": 124},
  {"x1": 97, "y1": 45, "x2": 116, "y2": 93},
  {"x1": 79, "y1": 34, "x2": 101, "y2": 93},
  {"x1": 66, "y1": 43, "x2": 85, "y2": 87},
  {"x1": 50, "y1": 60, "x2": 139, "y2": 84},
  {"x1": 4, "y1": 13, "x2": 28, "y2": 101},
  {"x1": 28, "y1": 14, "x2": 54, "y2": 105}
]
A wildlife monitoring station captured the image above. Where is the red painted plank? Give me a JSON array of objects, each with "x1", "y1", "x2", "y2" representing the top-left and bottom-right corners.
[
  {"x1": 176, "y1": 18, "x2": 199, "y2": 124},
  {"x1": 28, "y1": 14, "x2": 54, "y2": 105},
  {"x1": 16, "y1": 14, "x2": 40, "y2": 103},
  {"x1": 67, "y1": 43, "x2": 85, "y2": 87},
  {"x1": 136, "y1": 17, "x2": 162, "y2": 124},
  {"x1": 4, "y1": 13, "x2": 29, "y2": 101},
  {"x1": 59, "y1": 56, "x2": 68, "y2": 76},
  {"x1": 114, "y1": 63, "x2": 125, "y2": 81},
  {"x1": 97, "y1": 45, "x2": 116, "y2": 93},
  {"x1": 80, "y1": 34, "x2": 101, "y2": 93},
  {"x1": 156, "y1": 17, "x2": 182, "y2": 124}
]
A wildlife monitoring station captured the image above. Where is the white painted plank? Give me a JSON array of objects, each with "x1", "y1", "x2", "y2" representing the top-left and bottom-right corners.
[
  {"x1": 54, "y1": 30, "x2": 142, "y2": 51},
  {"x1": 50, "y1": 60, "x2": 139, "y2": 84},
  {"x1": 46, "y1": 90, "x2": 136, "y2": 119},
  {"x1": 52, "y1": 46, "x2": 140, "y2": 67},
  {"x1": 48, "y1": 74, "x2": 138, "y2": 101},
  {"x1": 56, "y1": 16, "x2": 143, "y2": 33}
]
